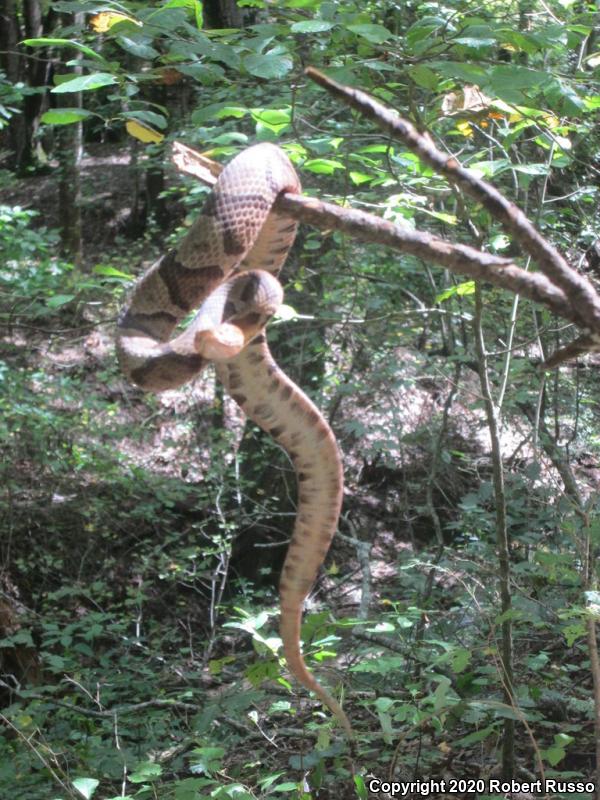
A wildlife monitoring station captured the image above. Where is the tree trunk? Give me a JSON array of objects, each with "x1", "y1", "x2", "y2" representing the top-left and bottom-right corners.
[
  {"x1": 57, "y1": 25, "x2": 83, "y2": 265},
  {"x1": 20, "y1": 0, "x2": 49, "y2": 169},
  {"x1": 0, "y1": 0, "x2": 26, "y2": 169}
]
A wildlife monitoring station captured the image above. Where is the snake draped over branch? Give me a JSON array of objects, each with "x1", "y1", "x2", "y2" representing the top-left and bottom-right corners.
[{"x1": 116, "y1": 142, "x2": 353, "y2": 739}]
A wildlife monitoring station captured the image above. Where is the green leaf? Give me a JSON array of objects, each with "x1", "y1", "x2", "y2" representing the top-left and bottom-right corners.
[
  {"x1": 176, "y1": 63, "x2": 225, "y2": 83},
  {"x1": 191, "y1": 103, "x2": 247, "y2": 124},
  {"x1": 250, "y1": 107, "x2": 291, "y2": 133},
  {"x1": 303, "y1": 158, "x2": 344, "y2": 175},
  {"x1": 435, "y1": 280, "x2": 475, "y2": 303},
  {"x1": 497, "y1": 28, "x2": 542, "y2": 55},
  {"x1": 22, "y1": 38, "x2": 105, "y2": 63},
  {"x1": 189, "y1": 746, "x2": 225, "y2": 776},
  {"x1": 51, "y1": 72, "x2": 118, "y2": 93},
  {"x1": 93, "y1": 264, "x2": 133, "y2": 280},
  {"x1": 116, "y1": 36, "x2": 160, "y2": 59},
  {"x1": 455, "y1": 725, "x2": 495, "y2": 746},
  {"x1": 453, "y1": 30, "x2": 496, "y2": 49},
  {"x1": 431, "y1": 60, "x2": 488, "y2": 83},
  {"x1": 542, "y1": 744, "x2": 567, "y2": 766},
  {"x1": 544, "y1": 79, "x2": 585, "y2": 115},
  {"x1": 291, "y1": 20, "x2": 333, "y2": 33},
  {"x1": 349, "y1": 171, "x2": 373, "y2": 185},
  {"x1": 449, "y1": 647, "x2": 471, "y2": 674},
  {"x1": 41, "y1": 108, "x2": 92, "y2": 125},
  {"x1": 46, "y1": 294, "x2": 75, "y2": 308},
  {"x1": 354, "y1": 774, "x2": 368, "y2": 800},
  {"x1": 243, "y1": 53, "x2": 293, "y2": 80},
  {"x1": 487, "y1": 65, "x2": 549, "y2": 105},
  {"x1": 123, "y1": 110, "x2": 168, "y2": 129},
  {"x1": 129, "y1": 762, "x2": 162, "y2": 784},
  {"x1": 408, "y1": 64, "x2": 439, "y2": 90},
  {"x1": 346, "y1": 23, "x2": 392, "y2": 44},
  {"x1": 72, "y1": 777, "x2": 100, "y2": 799}
]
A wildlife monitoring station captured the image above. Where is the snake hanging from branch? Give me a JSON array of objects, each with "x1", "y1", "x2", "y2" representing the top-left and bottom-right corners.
[{"x1": 116, "y1": 142, "x2": 352, "y2": 739}]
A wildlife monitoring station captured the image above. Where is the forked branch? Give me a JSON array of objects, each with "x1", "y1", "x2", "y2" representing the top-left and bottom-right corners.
[
  {"x1": 172, "y1": 144, "x2": 576, "y2": 327},
  {"x1": 173, "y1": 69, "x2": 600, "y2": 368},
  {"x1": 304, "y1": 67, "x2": 600, "y2": 366}
]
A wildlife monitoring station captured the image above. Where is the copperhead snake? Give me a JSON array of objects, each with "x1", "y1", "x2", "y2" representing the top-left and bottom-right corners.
[{"x1": 116, "y1": 142, "x2": 352, "y2": 738}]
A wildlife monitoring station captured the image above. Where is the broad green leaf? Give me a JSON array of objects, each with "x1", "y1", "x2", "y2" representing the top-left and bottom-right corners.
[
  {"x1": 176, "y1": 63, "x2": 225, "y2": 83},
  {"x1": 129, "y1": 762, "x2": 162, "y2": 783},
  {"x1": 51, "y1": 72, "x2": 118, "y2": 93},
  {"x1": 41, "y1": 108, "x2": 92, "y2": 125},
  {"x1": 250, "y1": 108, "x2": 291, "y2": 127},
  {"x1": 291, "y1": 20, "x2": 333, "y2": 33},
  {"x1": 123, "y1": 110, "x2": 168, "y2": 129},
  {"x1": 489, "y1": 64, "x2": 549, "y2": 91},
  {"x1": 467, "y1": 159, "x2": 511, "y2": 178},
  {"x1": 449, "y1": 647, "x2": 471, "y2": 673},
  {"x1": 116, "y1": 35, "x2": 160, "y2": 59},
  {"x1": 409, "y1": 64, "x2": 439, "y2": 89},
  {"x1": 243, "y1": 53, "x2": 293, "y2": 79},
  {"x1": 453, "y1": 26, "x2": 497, "y2": 48},
  {"x1": 455, "y1": 725, "x2": 495, "y2": 746},
  {"x1": 513, "y1": 163, "x2": 549, "y2": 176},
  {"x1": 188, "y1": 746, "x2": 225, "y2": 776},
  {"x1": 454, "y1": 36, "x2": 496, "y2": 48},
  {"x1": 363, "y1": 59, "x2": 397, "y2": 72},
  {"x1": 349, "y1": 171, "x2": 372, "y2": 185},
  {"x1": 72, "y1": 778, "x2": 99, "y2": 799},
  {"x1": 431, "y1": 60, "x2": 488, "y2": 83},
  {"x1": 22, "y1": 38, "x2": 105, "y2": 62},
  {"x1": 191, "y1": 103, "x2": 247, "y2": 123},
  {"x1": 497, "y1": 28, "x2": 542, "y2": 55},
  {"x1": 542, "y1": 744, "x2": 567, "y2": 766},
  {"x1": 143, "y1": 7, "x2": 188, "y2": 31},
  {"x1": 172, "y1": 779, "x2": 203, "y2": 800},
  {"x1": 46, "y1": 294, "x2": 75, "y2": 308},
  {"x1": 346, "y1": 23, "x2": 392, "y2": 44},
  {"x1": 436, "y1": 281, "x2": 475, "y2": 303},
  {"x1": 406, "y1": 16, "x2": 446, "y2": 48},
  {"x1": 544, "y1": 79, "x2": 585, "y2": 115},
  {"x1": 303, "y1": 158, "x2": 344, "y2": 175}
]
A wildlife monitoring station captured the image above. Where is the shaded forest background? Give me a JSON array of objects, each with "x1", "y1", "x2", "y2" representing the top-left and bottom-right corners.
[{"x1": 1, "y1": 1, "x2": 599, "y2": 798}]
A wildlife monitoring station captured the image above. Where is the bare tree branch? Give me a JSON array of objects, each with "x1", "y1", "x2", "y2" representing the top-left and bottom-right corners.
[
  {"x1": 172, "y1": 142, "x2": 576, "y2": 325},
  {"x1": 304, "y1": 67, "x2": 600, "y2": 334}
]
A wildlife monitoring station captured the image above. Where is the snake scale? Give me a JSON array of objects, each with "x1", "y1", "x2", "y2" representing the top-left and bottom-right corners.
[{"x1": 117, "y1": 143, "x2": 352, "y2": 738}]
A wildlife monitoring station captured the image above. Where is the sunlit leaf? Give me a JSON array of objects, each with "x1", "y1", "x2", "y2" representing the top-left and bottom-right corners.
[
  {"x1": 72, "y1": 777, "x2": 99, "y2": 799},
  {"x1": 90, "y1": 11, "x2": 140, "y2": 32},
  {"x1": 303, "y1": 158, "x2": 344, "y2": 175},
  {"x1": 436, "y1": 281, "x2": 475, "y2": 303},
  {"x1": 41, "y1": 108, "x2": 92, "y2": 125},
  {"x1": 51, "y1": 72, "x2": 118, "y2": 93},
  {"x1": 22, "y1": 37, "x2": 105, "y2": 62},
  {"x1": 125, "y1": 120, "x2": 165, "y2": 143},
  {"x1": 290, "y1": 20, "x2": 333, "y2": 33}
]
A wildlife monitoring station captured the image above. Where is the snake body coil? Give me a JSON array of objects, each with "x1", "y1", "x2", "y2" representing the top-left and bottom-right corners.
[{"x1": 117, "y1": 143, "x2": 351, "y2": 737}]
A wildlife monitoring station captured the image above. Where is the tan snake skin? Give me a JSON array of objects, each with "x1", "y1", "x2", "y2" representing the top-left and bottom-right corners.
[{"x1": 116, "y1": 143, "x2": 352, "y2": 738}]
